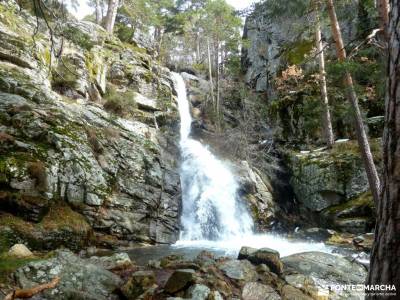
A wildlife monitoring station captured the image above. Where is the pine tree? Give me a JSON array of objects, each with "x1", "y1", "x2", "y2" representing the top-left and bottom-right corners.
[{"x1": 326, "y1": 0, "x2": 381, "y2": 203}]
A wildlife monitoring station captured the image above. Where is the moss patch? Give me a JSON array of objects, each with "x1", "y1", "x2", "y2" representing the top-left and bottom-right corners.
[
  {"x1": 41, "y1": 204, "x2": 91, "y2": 233},
  {"x1": 0, "y1": 254, "x2": 39, "y2": 284},
  {"x1": 0, "y1": 203, "x2": 92, "y2": 251}
]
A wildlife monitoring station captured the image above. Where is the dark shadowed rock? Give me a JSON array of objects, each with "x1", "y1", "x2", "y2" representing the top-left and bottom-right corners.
[
  {"x1": 238, "y1": 246, "x2": 257, "y2": 260},
  {"x1": 245, "y1": 248, "x2": 283, "y2": 275},
  {"x1": 120, "y1": 270, "x2": 157, "y2": 299},
  {"x1": 164, "y1": 269, "x2": 196, "y2": 293}
]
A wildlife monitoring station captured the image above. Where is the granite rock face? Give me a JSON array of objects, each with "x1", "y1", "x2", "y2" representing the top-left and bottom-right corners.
[
  {"x1": 286, "y1": 141, "x2": 377, "y2": 233},
  {"x1": 0, "y1": 1, "x2": 181, "y2": 250},
  {"x1": 242, "y1": 0, "x2": 358, "y2": 95}
]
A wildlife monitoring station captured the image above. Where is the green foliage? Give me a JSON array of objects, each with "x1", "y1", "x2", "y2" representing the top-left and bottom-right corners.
[
  {"x1": 0, "y1": 254, "x2": 39, "y2": 284},
  {"x1": 63, "y1": 27, "x2": 94, "y2": 50},
  {"x1": 261, "y1": 0, "x2": 311, "y2": 19},
  {"x1": 283, "y1": 39, "x2": 314, "y2": 65},
  {"x1": 103, "y1": 85, "x2": 137, "y2": 117}
]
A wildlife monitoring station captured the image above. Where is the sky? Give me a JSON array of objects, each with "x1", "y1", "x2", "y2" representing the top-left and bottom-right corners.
[{"x1": 68, "y1": 0, "x2": 256, "y2": 20}]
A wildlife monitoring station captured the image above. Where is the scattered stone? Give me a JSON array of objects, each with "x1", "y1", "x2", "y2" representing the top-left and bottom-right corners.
[
  {"x1": 186, "y1": 284, "x2": 210, "y2": 300},
  {"x1": 164, "y1": 269, "x2": 196, "y2": 293},
  {"x1": 8, "y1": 244, "x2": 33, "y2": 258},
  {"x1": 242, "y1": 282, "x2": 280, "y2": 300}
]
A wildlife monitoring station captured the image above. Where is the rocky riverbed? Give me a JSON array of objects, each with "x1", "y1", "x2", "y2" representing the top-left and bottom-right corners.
[{"x1": 0, "y1": 245, "x2": 368, "y2": 300}]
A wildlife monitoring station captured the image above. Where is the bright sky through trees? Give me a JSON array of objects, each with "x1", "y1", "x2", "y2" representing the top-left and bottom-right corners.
[{"x1": 68, "y1": 0, "x2": 256, "y2": 19}]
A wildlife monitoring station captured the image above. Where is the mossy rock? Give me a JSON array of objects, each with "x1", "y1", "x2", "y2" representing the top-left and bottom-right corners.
[
  {"x1": 0, "y1": 204, "x2": 92, "y2": 251},
  {"x1": 322, "y1": 191, "x2": 375, "y2": 233},
  {"x1": 0, "y1": 253, "x2": 41, "y2": 284}
]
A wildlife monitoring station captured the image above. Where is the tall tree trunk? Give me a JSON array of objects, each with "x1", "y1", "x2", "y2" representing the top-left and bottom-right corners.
[
  {"x1": 104, "y1": 0, "x2": 119, "y2": 34},
  {"x1": 326, "y1": 0, "x2": 381, "y2": 203},
  {"x1": 315, "y1": 11, "x2": 335, "y2": 147},
  {"x1": 207, "y1": 38, "x2": 215, "y2": 107},
  {"x1": 95, "y1": 0, "x2": 102, "y2": 24},
  {"x1": 377, "y1": 0, "x2": 390, "y2": 40},
  {"x1": 367, "y1": 0, "x2": 400, "y2": 295},
  {"x1": 214, "y1": 39, "x2": 220, "y2": 129},
  {"x1": 196, "y1": 32, "x2": 201, "y2": 64}
]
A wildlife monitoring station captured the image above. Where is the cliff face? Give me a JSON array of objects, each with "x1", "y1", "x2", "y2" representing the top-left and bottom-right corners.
[
  {"x1": 0, "y1": 1, "x2": 181, "y2": 250},
  {"x1": 241, "y1": 0, "x2": 358, "y2": 95}
]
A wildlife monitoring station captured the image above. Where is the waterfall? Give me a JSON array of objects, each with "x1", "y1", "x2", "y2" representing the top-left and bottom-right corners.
[
  {"x1": 172, "y1": 72, "x2": 253, "y2": 241},
  {"x1": 171, "y1": 72, "x2": 331, "y2": 257}
]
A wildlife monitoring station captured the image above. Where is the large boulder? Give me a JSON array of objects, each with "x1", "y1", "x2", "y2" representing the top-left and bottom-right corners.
[
  {"x1": 164, "y1": 269, "x2": 196, "y2": 293},
  {"x1": 240, "y1": 247, "x2": 283, "y2": 275},
  {"x1": 218, "y1": 259, "x2": 258, "y2": 282},
  {"x1": 283, "y1": 251, "x2": 367, "y2": 299},
  {"x1": 286, "y1": 141, "x2": 378, "y2": 233},
  {"x1": 14, "y1": 249, "x2": 122, "y2": 300}
]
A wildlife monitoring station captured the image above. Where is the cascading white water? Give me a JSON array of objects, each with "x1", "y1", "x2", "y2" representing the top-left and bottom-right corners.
[
  {"x1": 172, "y1": 72, "x2": 253, "y2": 241},
  {"x1": 172, "y1": 72, "x2": 332, "y2": 256}
]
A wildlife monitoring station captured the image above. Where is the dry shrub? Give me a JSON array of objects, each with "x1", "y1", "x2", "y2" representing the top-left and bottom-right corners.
[
  {"x1": 103, "y1": 127, "x2": 120, "y2": 141},
  {"x1": 27, "y1": 161, "x2": 48, "y2": 192},
  {"x1": 7, "y1": 104, "x2": 32, "y2": 115},
  {"x1": 0, "y1": 132, "x2": 15, "y2": 144},
  {"x1": 86, "y1": 127, "x2": 104, "y2": 154}
]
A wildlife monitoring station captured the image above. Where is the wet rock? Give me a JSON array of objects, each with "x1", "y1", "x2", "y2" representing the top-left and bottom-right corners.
[
  {"x1": 334, "y1": 217, "x2": 371, "y2": 234},
  {"x1": 195, "y1": 250, "x2": 216, "y2": 267},
  {"x1": 8, "y1": 243, "x2": 33, "y2": 258},
  {"x1": 352, "y1": 233, "x2": 374, "y2": 251},
  {"x1": 218, "y1": 259, "x2": 258, "y2": 282},
  {"x1": 238, "y1": 246, "x2": 257, "y2": 260},
  {"x1": 235, "y1": 161, "x2": 277, "y2": 228},
  {"x1": 186, "y1": 284, "x2": 210, "y2": 300},
  {"x1": 14, "y1": 249, "x2": 122, "y2": 300},
  {"x1": 89, "y1": 252, "x2": 133, "y2": 270},
  {"x1": 293, "y1": 227, "x2": 336, "y2": 242},
  {"x1": 164, "y1": 269, "x2": 196, "y2": 293},
  {"x1": 120, "y1": 270, "x2": 156, "y2": 300},
  {"x1": 244, "y1": 248, "x2": 283, "y2": 275},
  {"x1": 242, "y1": 282, "x2": 280, "y2": 300}
]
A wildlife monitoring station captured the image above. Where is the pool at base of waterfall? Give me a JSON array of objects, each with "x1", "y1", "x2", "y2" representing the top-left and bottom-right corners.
[{"x1": 124, "y1": 233, "x2": 369, "y2": 267}]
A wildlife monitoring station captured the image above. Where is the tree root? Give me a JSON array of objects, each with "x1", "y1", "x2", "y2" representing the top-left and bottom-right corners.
[{"x1": 4, "y1": 277, "x2": 60, "y2": 300}]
